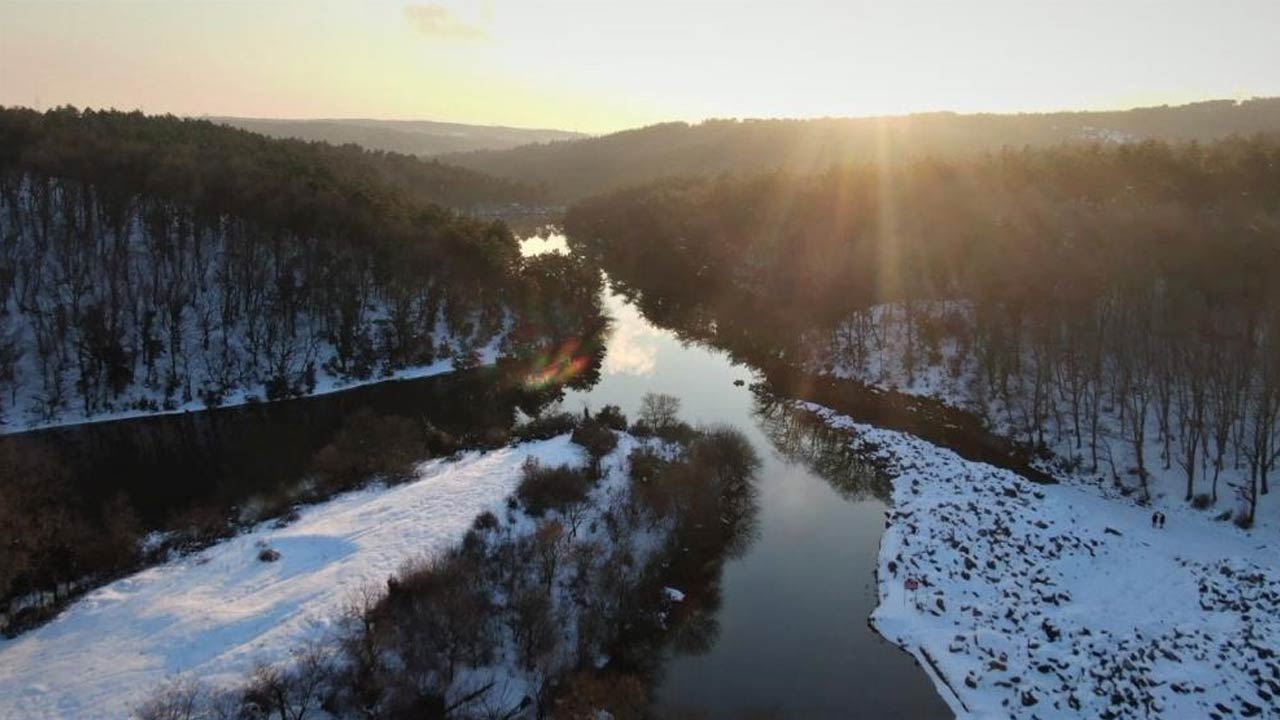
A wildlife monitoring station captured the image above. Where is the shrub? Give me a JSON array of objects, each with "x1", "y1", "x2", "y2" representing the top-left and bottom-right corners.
[
  {"x1": 1191, "y1": 493, "x2": 1212, "y2": 510},
  {"x1": 168, "y1": 504, "x2": 230, "y2": 549},
  {"x1": 472, "y1": 511, "x2": 499, "y2": 531},
  {"x1": 629, "y1": 420, "x2": 655, "y2": 438},
  {"x1": 627, "y1": 447, "x2": 666, "y2": 485},
  {"x1": 552, "y1": 670, "x2": 647, "y2": 720},
  {"x1": 258, "y1": 547, "x2": 282, "y2": 563},
  {"x1": 655, "y1": 420, "x2": 697, "y2": 444},
  {"x1": 571, "y1": 418, "x2": 618, "y2": 462},
  {"x1": 513, "y1": 411, "x2": 578, "y2": 441},
  {"x1": 595, "y1": 404, "x2": 629, "y2": 431},
  {"x1": 309, "y1": 409, "x2": 424, "y2": 491},
  {"x1": 517, "y1": 459, "x2": 592, "y2": 516},
  {"x1": 134, "y1": 677, "x2": 209, "y2": 720}
]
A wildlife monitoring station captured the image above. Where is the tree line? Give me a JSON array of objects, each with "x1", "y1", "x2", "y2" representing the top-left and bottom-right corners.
[
  {"x1": 565, "y1": 137, "x2": 1280, "y2": 526},
  {"x1": 449, "y1": 98, "x2": 1280, "y2": 202}
]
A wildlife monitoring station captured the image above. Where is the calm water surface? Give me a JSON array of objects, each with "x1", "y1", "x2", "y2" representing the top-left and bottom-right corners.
[{"x1": 534, "y1": 235, "x2": 949, "y2": 718}]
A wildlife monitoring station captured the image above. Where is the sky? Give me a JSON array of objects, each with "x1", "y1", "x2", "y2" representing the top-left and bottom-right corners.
[{"x1": 1, "y1": 0, "x2": 1278, "y2": 134}]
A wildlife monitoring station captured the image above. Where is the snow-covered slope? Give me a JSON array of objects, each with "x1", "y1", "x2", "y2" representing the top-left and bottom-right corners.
[
  {"x1": 0, "y1": 437, "x2": 584, "y2": 720},
  {"x1": 812, "y1": 301, "x2": 1279, "y2": 532},
  {"x1": 805, "y1": 403, "x2": 1279, "y2": 719},
  {"x1": 1, "y1": 343, "x2": 499, "y2": 436}
]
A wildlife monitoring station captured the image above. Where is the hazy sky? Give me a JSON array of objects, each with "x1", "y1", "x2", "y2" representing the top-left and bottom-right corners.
[{"x1": 2, "y1": 0, "x2": 1277, "y2": 133}]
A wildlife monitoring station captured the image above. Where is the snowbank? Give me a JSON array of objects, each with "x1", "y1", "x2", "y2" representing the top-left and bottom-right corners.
[
  {"x1": 0, "y1": 436, "x2": 583, "y2": 719},
  {"x1": 805, "y1": 403, "x2": 1279, "y2": 719}
]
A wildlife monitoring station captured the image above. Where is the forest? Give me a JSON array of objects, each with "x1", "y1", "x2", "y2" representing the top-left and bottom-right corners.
[
  {"x1": 448, "y1": 98, "x2": 1280, "y2": 202},
  {"x1": 565, "y1": 136, "x2": 1280, "y2": 526},
  {"x1": 0, "y1": 106, "x2": 605, "y2": 634},
  {"x1": 0, "y1": 107, "x2": 597, "y2": 432}
]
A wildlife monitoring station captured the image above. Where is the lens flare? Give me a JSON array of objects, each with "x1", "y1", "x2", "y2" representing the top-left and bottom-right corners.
[{"x1": 522, "y1": 338, "x2": 593, "y2": 389}]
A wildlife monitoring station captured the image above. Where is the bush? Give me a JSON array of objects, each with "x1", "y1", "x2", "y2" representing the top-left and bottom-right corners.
[
  {"x1": 571, "y1": 418, "x2": 618, "y2": 462},
  {"x1": 1191, "y1": 493, "x2": 1212, "y2": 510},
  {"x1": 309, "y1": 409, "x2": 424, "y2": 491},
  {"x1": 595, "y1": 404, "x2": 628, "y2": 431},
  {"x1": 472, "y1": 511, "x2": 500, "y2": 531},
  {"x1": 656, "y1": 420, "x2": 698, "y2": 444},
  {"x1": 629, "y1": 419, "x2": 655, "y2": 438},
  {"x1": 627, "y1": 447, "x2": 666, "y2": 485},
  {"x1": 517, "y1": 459, "x2": 592, "y2": 516},
  {"x1": 168, "y1": 504, "x2": 230, "y2": 549},
  {"x1": 513, "y1": 411, "x2": 578, "y2": 441},
  {"x1": 258, "y1": 547, "x2": 282, "y2": 563},
  {"x1": 134, "y1": 677, "x2": 210, "y2": 720},
  {"x1": 631, "y1": 418, "x2": 696, "y2": 443}
]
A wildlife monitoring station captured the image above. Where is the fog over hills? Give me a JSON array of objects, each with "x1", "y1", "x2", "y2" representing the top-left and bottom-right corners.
[
  {"x1": 209, "y1": 116, "x2": 588, "y2": 157},
  {"x1": 443, "y1": 97, "x2": 1280, "y2": 202}
]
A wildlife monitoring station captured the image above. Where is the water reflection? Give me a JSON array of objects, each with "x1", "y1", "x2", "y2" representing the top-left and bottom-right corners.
[
  {"x1": 517, "y1": 232, "x2": 569, "y2": 257},
  {"x1": 543, "y1": 254, "x2": 948, "y2": 718},
  {"x1": 20, "y1": 365, "x2": 569, "y2": 527},
  {"x1": 601, "y1": 298, "x2": 663, "y2": 376},
  {"x1": 752, "y1": 395, "x2": 894, "y2": 504}
]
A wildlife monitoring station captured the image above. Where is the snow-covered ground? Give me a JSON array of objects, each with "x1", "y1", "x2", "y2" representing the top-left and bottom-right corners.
[
  {"x1": 0, "y1": 330, "x2": 504, "y2": 436},
  {"x1": 804, "y1": 402, "x2": 1279, "y2": 719},
  {"x1": 0, "y1": 179, "x2": 514, "y2": 435},
  {"x1": 0, "y1": 436, "x2": 583, "y2": 719}
]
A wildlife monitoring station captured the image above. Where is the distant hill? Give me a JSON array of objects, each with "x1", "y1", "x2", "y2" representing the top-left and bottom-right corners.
[
  {"x1": 210, "y1": 117, "x2": 587, "y2": 157},
  {"x1": 443, "y1": 98, "x2": 1280, "y2": 202}
]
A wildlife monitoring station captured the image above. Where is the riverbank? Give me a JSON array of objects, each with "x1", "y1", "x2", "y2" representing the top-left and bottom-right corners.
[
  {"x1": 802, "y1": 402, "x2": 1279, "y2": 719},
  {"x1": 759, "y1": 361, "x2": 1054, "y2": 484},
  {"x1": 0, "y1": 342, "x2": 502, "y2": 437}
]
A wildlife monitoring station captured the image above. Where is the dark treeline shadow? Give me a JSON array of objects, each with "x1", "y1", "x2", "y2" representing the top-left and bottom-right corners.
[{"x1": 752, "y1": 393, "x2": 892, "y2": 504}]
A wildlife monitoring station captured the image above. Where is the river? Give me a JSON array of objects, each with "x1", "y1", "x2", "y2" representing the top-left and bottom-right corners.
[{"x1": 543, "y1": 234, "x2": 949, "y2": 717}]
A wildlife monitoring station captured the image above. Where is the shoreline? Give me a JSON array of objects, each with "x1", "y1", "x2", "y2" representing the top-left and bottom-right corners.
[{"x1": 802, "y1": 401, "x2": 1278, "y2": 719}]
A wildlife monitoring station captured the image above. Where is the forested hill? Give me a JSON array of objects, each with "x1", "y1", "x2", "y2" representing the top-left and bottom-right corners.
[
  {"x1": 565, "y1": 137, "x2": 1280, "y2": 525},
  {"x1": 212, "y1": 117, "x2": 587, "y2": 157},
  {"x1": 0, "y1": 107, "x2": 600, "y2": 431},
  {"x1": 448, "y1": 97, "x2": 1280, "y2": 202},
  {"x1": 0, "y1": 107, "x2": 540, "y2": 210}
]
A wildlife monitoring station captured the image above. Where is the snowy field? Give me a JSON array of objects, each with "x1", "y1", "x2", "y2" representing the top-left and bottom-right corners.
[
  {"x1": 0, "y1": 436, "x2": 584, "y2": 719},
  {"x1": 804, "y1": 403, "x2": 1279, "y2": 719}
]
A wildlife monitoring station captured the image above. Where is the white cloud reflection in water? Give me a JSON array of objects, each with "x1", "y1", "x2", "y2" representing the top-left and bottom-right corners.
[
  {"x1": 601, "y1": 299, "x2": 662, "y2": 376},
  {"x1": 518, "y1": 233, "x2": 660, "y2": 376}
]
